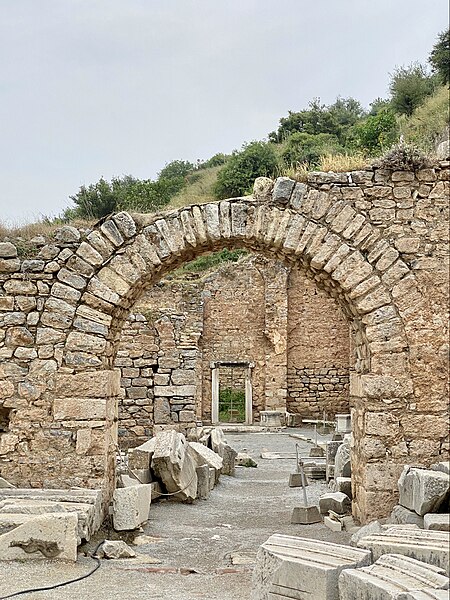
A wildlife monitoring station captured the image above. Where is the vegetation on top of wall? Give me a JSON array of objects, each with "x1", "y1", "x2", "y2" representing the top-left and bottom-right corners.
[{"x1": 174, "y1": 248, "x2": 247, "y2": 276}]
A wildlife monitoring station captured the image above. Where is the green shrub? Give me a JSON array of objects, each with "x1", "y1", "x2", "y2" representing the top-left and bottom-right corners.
[
  {"x1": 180, "y1": 248, "x2": 246, "y2": 273},
  {"x1": 214, "y1": 142, "x2": 278, "y2": 199},
  {"x1": 429, "y1": 27, "x2": 450, "y2": 85},
  {"x1": 219, "y1": 388, "x2": 245, "y2": 423},
  {"x1": 282, "y1": 132, "x2": 344, "y2": 168},
  {"x1": 158, "y1": 160, "x2": 194, "y2": 180},
  {"x1": 389, "y1": 63, "x2": 437, "y2": 116},
  {"x1": 351, "y1": 107, "x2": 399, "y2": 155}
]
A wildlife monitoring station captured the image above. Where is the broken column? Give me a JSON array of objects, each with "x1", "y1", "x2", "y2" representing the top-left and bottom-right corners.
[{"x1": 151, "y1": 430, "x2": 197, "y2": 502}]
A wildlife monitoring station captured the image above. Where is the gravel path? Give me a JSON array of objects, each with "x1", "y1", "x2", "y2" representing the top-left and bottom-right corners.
[{"x1": 0, "y1": 429, "x2": 352, "y2": 600}]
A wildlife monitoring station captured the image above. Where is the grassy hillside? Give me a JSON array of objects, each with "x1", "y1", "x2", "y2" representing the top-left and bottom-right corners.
[{"x1": 168, "y1": 165, "x2": 222, "y2": 209}]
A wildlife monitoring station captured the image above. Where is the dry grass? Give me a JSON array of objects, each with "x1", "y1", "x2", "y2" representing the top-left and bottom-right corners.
[
  {"x1": 168, "y1": 165, "x2": 222, "y2": 208},
  {"x1": 0, "y1": 218, "x2": 94, "y2": 242},
  {"x1": 318, "y1": 152, "x2": 369, "y2": 172},
  {"x1": 280, "y1": 162, "x2": 310, "y2": 182}
]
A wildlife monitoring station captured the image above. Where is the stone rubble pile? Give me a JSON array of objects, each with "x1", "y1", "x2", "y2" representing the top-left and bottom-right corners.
[{"x1": 114, "y1": 426, "x2": 236, "y2": 531}]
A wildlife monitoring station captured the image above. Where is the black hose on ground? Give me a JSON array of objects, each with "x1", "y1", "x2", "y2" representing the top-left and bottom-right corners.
[{"x1": 0, "y1": 540, "x2": 106, "y2": 599}]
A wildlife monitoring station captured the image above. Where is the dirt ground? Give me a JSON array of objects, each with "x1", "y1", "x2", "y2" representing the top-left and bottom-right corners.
[{"x1": 0, "y1": 429, "x2": 353, "y2": 600}]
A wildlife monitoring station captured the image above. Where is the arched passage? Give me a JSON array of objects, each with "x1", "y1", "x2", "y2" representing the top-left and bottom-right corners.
[{"x1": 1, "y1": 170, "x2": 448, "y2": 524}]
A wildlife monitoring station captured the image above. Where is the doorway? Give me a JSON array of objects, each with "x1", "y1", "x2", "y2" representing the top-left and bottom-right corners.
[{"x1": 211, "y1": 361, "x2": 254, "y2": 425}]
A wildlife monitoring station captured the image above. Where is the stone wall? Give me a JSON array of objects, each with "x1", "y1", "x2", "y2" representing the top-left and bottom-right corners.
[
  {"x1": 287, "y1": 269, "x2": 350, "y2": 417},
  {"x1": 0, "y1": 159, "x2": 448, "y2": 523}
]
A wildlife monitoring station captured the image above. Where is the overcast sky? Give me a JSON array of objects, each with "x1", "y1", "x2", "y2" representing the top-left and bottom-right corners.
[{"x1": 0, "y1": 0, "x2": 447, "y2": 224}]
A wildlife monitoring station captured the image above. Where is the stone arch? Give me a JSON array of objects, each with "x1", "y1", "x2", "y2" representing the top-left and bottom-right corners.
[{"x1": 2, "y1": 168, "x2": 448, "y2": 524}]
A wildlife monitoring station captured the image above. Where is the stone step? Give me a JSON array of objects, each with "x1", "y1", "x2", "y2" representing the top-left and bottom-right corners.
[
  {"x1": 339, "y1": 553, "x2": 449, "y2": 600},
  {"x1": 357, "y1": 528, "x2": 450, "y2": 574},
  {"x1": 252, "y1": 533, "x2": 371, "y2": 600}
]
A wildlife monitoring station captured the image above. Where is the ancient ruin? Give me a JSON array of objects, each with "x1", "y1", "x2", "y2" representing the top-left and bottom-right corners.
[{"x1": 0, "y1": 163, "x2": 449, "y2": 533}]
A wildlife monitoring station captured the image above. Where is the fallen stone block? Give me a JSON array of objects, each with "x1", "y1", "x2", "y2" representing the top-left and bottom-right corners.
[
  {"x1": 398, "y1": 466, "x2": 449, "y2": 516},
  {"x1": 113, "y1": 484, "x2": 152, "y2": 531},
  {"x1": 221, "y1": 443, "x2": 237, "y2": 476},
  {"x1": 236, "y1": 452, "x2": 257, "y2": 467},
  {"x1": 291, "y1": 505, "x2": 321, "y2": 524},
  {"x1": 0, "y1": 512, "x2": 78, "y2": 561},
  {"x1": 357, "y1": 528, "x2": 450, "y2": 574},
  {"x1": 0, "y1": 498, "x2": 98, "y2": 543},
  {"x1": 128, "y1": 438, "x2": 156, "y2": 471},
  {"x1": 390, "y1": 504, "x2": 424, "y2": 528},
  {"x1": 0, "y1": 488, "x2": 103, "y2": 539},
  {"x1": 339, "y1": 553, "x2": 449, "y2": 600},
  {"x1": 350, "y1": 520, "x2": 383, "y2": 546},
  {"x1": 188, "y1": 441, "x2": 223, "y2": 483},
  {"x1": 128, "y1": 468, "x2": 152, "y2": 484},
  {"x1": 319, "y1": 492, "x2": 351, "y2": 515},
  {"x1": 335, "y1": 476, "x2": 352, "y2": 499},
  {"x1": 97, "y1": 540, "x2": 136, "y2": 559},
  {"x1": 424, "y1": 514, "x2": 450, "y2": 532},
  {"x1": 151, "y1": 430, "x2": 198, "y2": 502},
  {"x1": 196, "y1": 465, "x2": 210, "y2": 500},
  {"x1": 252, "y1": 534, "x2": 371, "y2": 600},
  {"x1": 210, "y1": 427, "x2": 225, "y2": 455},
  {"x1": 324, "y1": 515, "x2": 342, "y2": 532},
  {"x1": 430, "y1": 462, "x2": 450, "y2": 476},
  {"x1": 334, "y1": 437, "x2": 351, "y2": 478}
]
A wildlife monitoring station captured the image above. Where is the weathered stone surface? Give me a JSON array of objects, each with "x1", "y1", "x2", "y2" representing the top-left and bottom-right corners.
[
  {"x1": 334, "y1": 438, "x2": 351, "y2": 478},
  {"x1": 272, "y1": 177, "x2": 295, "y2": 204},
  {"x1": 398, "y1": 466, "x2": 449, "y2": 516},
  {"x1": 210, "y1": 427, "x2": 225, "y2": 455},
  {"x1": 112, "y1": 484, "x2": 152, "y2": 531},
  {"x1": 55, "y1": 225, "x2": 80, "y2": 245},
  {"x1": 252, "y1": 534, "x2": 371, "y2": 600},
  {"x1": 335, "y1": 477, "x2": 352, "y2": 499},
  {"x1": 350, "y1": 520, "x2": 383, "y2": 546},
  {"x1": 188, "y1": 442, "x2": 223, "y2": 483},
  {"x1": 253, "y1": 177, "x2": 274, "y2": 200},
  {"x1": 357, "y1": 528, "x2": 450, "y2": 573},
  {"x1": 98, "y1": 539, "x2": 136, "y2": 559},
  {"x1": 221, "y1": 443, "x2": 237, "y2": 476},
  {"x1": 0, "y1": 242, "x2": 18, "y2": 258},
  {"x1": 390, "y1": 504, "x2": 424, "y2": 528},
  {"x1": 319, "y1": 492, "x2": 351, "y2": 515},
  {"x1": 424, "y1": 514, "x2": 450, "y2": 532},
  {"x1": 196, "y1": 465, "x2": 210, "y2": 500},
  {"x1": 339, "y1": 553, "x2": 449, "y2": 600},
  {"x1": 128, "y1": 438, "x2": 157, "y2": 472},
  {"x1": 0, "y1": 512, "x2": 78, "y2": 561},
  {"x1": 151, "y1": 430, "x2": 197, "y2": 502},
  {"x1": 236, "y1": 452, "x2": 258, "y2": 467},
  {"x1": 0, "y1": 477, "x2": 15, "y2": 489}
]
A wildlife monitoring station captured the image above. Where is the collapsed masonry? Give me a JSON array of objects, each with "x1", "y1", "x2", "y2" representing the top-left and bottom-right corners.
[{"x1": 0, "y1": 159, "x2": 449, "y2": 524}]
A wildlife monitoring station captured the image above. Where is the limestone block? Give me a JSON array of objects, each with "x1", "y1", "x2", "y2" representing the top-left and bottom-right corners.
[
  {"x1": 0, "y1": 488, "x2": 103, "y2": 535},
  {"x1": 272, "y1": 177, "x2": 295, "y2": 204},
  {"x1": 252, "y1": 534, "x2": 371, "y2": 600},
  {"x1": 334, "y1": 439, "x2": 351, "y2": 478},
  {"x1": 430, "y1": 462, "x2": 450, "y2": 475},
  {"x1": 210, "y1": 427, "x2": 225, "y2": 455},
  {"x1": 188, "y1": 442, "x2": 223, "y2": 483},
  {"x1": 154, "y1": 385, "x2": 196, "y2": 397},
  {"x1": 357, "y1": 528, "x2": 450, "y2": 574},
  {"x1": 319, "y1": 492, "x2": 351, "y2": 515},
  {"x1": 53, "y1": 397, "x2": 115, "y2": 421},
  {"x1": 98, "y1": 539, "x2": 136, "y2": 559},
  {"x1": 0, "y1": 498, "x2": 99, "y2": 543},
  {"x1": 55, "y1": 225, "x2": 80, "y2": 245},
  {"x1": 209, "y1": 468, "x2": 216, "y2": 491},
  {"x1": 112, "y1": 484, "x2": 152, "y2": 531},
  {"x1": 128, "y1": 438, "x2": 157, "y2": 471},
  {"x1": 0, "y1": 512, "x2": 78, "y2": 561},
  {"x1": 398, "y1": 466, "x2": 449, "y2": 516},
  {"x1": 0, "y1": 242, "x2": 18, "y2": 258},
  {"x1": 151, "y1": 430, "x2": 197, "y2": 502},
  {"x1": 339, "y1": 553, "x2": 449, "y2": 600},
  {"x1": 253, "y1": 177, "x2": 274, "y2": 200},
  {"x1": 196, "y1": 465, "x2": 210, "y2": 500},
  {"x1": 236, "y1": 452, "x2": 258, "y2": 467},
  {"x1": 221, "y1": 443, "x2": 237, "y2": 476},
  {"x1": 55, "y1": 370, "x2": 121, "y2": 398},
  {"x1": 335, "y1": 477, "x2": 352, "y2": 499},
  {"x1": 390, "y1": 505, "x2": 424, "y2": 528},
  {"x1": 424, "y1": 514, "x2": 450, "y2": 532},
  {"x1": 0, "y1": 477, "x2": 15, "y2": 489},
  {"x1": 350, "y1": 520, "x2": 383, "y2": 546},
  {"x1": 326, "y1": 440, "x2": 343, "y2": 481}
]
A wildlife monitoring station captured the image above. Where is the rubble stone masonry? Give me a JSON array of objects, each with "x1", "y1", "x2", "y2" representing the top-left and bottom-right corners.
[{"x1": 0, "y1": 160, "x2": 448, "y2": 523}]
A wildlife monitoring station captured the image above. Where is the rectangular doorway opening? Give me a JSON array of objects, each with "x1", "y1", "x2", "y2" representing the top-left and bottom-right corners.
[{"x1": 211, "y1": 361, "x2": 254, "y2": 425}]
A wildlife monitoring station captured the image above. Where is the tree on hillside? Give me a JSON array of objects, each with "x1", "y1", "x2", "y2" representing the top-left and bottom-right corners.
[
  {"x1": 389, "y1": 63, "x2": 436, "y2": 116},
  {"x1": 282, "y1": 132, "x2": 343, "y2": 167},
  {"x1": 158, "y1": 159, "x2": 194, "y2": 180},
  {"x1": 351, "y1": 107, "x2": 398, "y2": 154},
  {"x1": 269, "y1": 97, "x2": 365, "y2": 144},
  {"x1": 214, "y1": 142, "x2": 278, "y2": 200},
  {"x1": 429, "y1": 27, "x2": 450, "y2": 85},
  {"x1": 66, "y1": 174, "x2": 180, "y2": 219}
]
